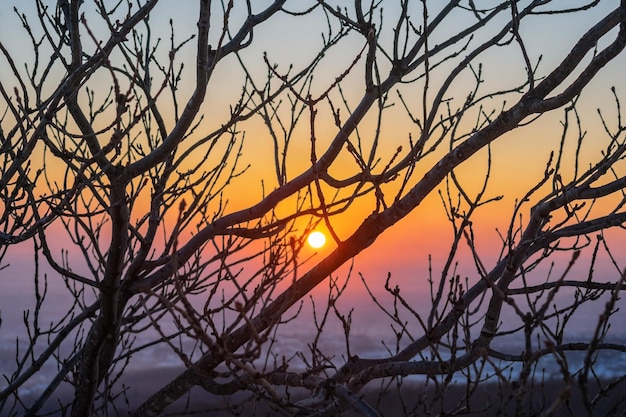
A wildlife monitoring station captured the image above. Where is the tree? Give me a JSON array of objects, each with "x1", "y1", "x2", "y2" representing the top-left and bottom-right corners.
[{"x1": 2, "y1": 0, "x2": 626, "y2": 415}]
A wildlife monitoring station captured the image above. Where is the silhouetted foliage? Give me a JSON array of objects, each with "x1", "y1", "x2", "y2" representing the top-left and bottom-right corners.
[{"x1": 2, "y1": 1, "x2": 626, "y2": 416}]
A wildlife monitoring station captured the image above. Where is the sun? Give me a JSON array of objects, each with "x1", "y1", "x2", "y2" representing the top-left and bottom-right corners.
[{"x1": 307, "y1": 231, "x2": 327, "y2": 249}]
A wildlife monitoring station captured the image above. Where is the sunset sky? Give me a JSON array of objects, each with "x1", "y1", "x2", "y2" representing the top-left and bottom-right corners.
[{"x1": 2, "y1": 0, "x2": 626, "y2": 354}]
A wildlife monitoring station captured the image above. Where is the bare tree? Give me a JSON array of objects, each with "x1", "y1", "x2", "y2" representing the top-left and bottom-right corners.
[{"x1": 2, "y1": 0, "x2": 626, "y2": 416}]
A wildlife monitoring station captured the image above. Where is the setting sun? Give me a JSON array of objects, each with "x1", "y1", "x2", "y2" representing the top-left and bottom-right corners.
[{"x1": 307, "y1": 231, "x2": 326, "y2": 249}]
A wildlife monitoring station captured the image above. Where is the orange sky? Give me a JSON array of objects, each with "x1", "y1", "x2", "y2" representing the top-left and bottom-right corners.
[{"x1": 2, "y1": 1, "x2": 626, "y2": 311}]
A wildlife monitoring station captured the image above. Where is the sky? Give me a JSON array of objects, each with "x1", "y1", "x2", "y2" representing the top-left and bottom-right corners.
[{"x1": 2, "y1": 0, "x2": 626, "y2": 396}]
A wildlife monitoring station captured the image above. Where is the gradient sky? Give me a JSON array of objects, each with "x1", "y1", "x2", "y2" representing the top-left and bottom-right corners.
[{"x1": 2, "y1": 0, "x2": 626, "y2": 350}]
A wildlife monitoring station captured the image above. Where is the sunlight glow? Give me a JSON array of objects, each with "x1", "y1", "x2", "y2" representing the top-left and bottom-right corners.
[{"x1": 307, "y1": 231, "x2": 326, "y2": 249}]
